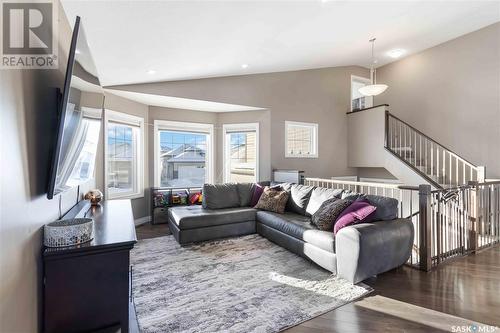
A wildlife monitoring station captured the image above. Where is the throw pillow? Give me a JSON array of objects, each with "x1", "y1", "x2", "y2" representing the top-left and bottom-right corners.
[
  {"x1": 305, "y1": 187, "x2": 344, "y2": 216},
  {"x1": 202, "y1": 183, "x2": 240, "y2": 209},
  {"x1": 237, "y1": 183, "x2": 255, "y2": 207},
  {"x1": 250, "y1": 184, "x2": 264, "y2": 207},
  {"x1": 311, "y1": 198, "x2": 352, "y2": 231},
  {"x1": 254, "y1": 187, "x2": 290, "y2": 214},
  {"x1": 286, "y1": 184, "x2": 314, "y2": 215},
  {"x1": 334, "y1": 200, "x2": 377, "y2": 235},
  {"x1": 364, "y1": 195, "x2": 399, "y2": 221}
]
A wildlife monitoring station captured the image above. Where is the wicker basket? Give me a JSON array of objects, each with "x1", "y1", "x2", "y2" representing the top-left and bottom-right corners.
[{"x1": 44, "y1": 218, "x2": 94, "y2": 247}]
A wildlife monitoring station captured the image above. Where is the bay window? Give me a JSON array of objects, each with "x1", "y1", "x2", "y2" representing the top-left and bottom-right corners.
[
  {"x1": 105, "y1": 110, "x2": 144, "y2": 199},
  {"x1": 154, "y1": 120, "x2": 214, "y2": 188}
]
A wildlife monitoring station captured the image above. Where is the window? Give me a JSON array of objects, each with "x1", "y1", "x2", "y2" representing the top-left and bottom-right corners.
[
  {"x1": 285, "y1": 121, "x2": 318, "y2": 158},
  {"x1": 154, "y1": 120, "x2": 214, "y2": 188},
  {"x1": 351, "y1": 75, "x2": 373, "y2": 111},
  {"x1": 105, "y1": 110, "x2": 144, "y2": 199},
  {"x1": 223, "y1": 123, "x2": 259, "y2": 183}
]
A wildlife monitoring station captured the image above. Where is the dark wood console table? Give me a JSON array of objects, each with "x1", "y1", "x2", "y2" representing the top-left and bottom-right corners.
[{"x1": 43, "y1": 199, "x2": 138, "y2": 333}]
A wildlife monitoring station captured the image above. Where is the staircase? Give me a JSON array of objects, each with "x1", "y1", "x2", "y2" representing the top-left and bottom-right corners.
[{"x1": 384, "y1": 111, "x2": 485, "y2": 189}]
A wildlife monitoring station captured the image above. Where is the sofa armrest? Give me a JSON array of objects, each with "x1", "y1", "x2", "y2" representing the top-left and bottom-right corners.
[{"x1": 335, "y1": 219, "x2": 414, "y2": 284}]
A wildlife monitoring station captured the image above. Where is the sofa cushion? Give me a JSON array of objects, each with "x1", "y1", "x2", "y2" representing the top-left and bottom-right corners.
[
  {"x1": 256, "y1": 211, "x2": 335, "y2": 253},
  {"x1": 237, "y1": 183, "x2": 254, "y2": 207},
  {"x1": 364, "y1": 195, "x2": 399, "y2": 221},
  {"x1": 168, "y1": 206, "x2": 257, "y2": 230},
  {"x1": 202, "y1": 183, "x2": 240, "y2": 209},
  {"x1": 305, "y1": 187, "x2": 344, "y2": 216},
  {"x1": 254, "y1": 187, "x2": 289, "y2": 214},
  {"x1": 341, "y1": 193, "x2": 399, "y2": 221},
  {"x1": 311, "y1": 198, "x2": 353, "y2": 231},
  {"x1": 286, "y1": 184, "x2": 315, "y2": 215},
  {"x1": 334, "y1": 200, "x2": 377, "y2": 235}
]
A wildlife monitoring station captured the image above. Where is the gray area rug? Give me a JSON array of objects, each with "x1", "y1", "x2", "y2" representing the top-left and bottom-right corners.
[{"x1": 131, "y1": 234, "x2": 371, "y2": 333}]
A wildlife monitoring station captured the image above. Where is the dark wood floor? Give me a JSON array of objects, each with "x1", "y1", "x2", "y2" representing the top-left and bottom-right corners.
[{"x1": 136, "y1": 223, "x2": 500, "y2": 332}]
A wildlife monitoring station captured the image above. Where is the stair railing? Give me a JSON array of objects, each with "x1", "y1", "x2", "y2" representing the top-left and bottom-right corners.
[
  {"x1": 305, "y1": 178, "x2": 500, "y2": 271},
  {"x1": 385, "y1": 111, "x2": 485, "y2": 188}
]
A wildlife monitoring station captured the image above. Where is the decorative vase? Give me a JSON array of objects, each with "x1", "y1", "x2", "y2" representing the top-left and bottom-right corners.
[{"x1": 84, "y1": 189, "x2": 103, "y2": 206}]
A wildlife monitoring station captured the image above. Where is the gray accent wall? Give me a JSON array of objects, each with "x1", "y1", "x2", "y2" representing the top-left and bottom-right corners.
[
  {"x1": 0, "y1": 4, "x2": 95, "y2": 332},
  {"x1": 109, "y1": 65, "x2": 369, "y2": 182},
  {"x1": 376, "y1": 22, "x2": 500, "y2": 178}
]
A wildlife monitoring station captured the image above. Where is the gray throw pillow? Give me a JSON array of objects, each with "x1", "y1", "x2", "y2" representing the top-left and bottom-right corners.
[
  {"x1": 306, "y1": 187, "x2": 344, "y2": 216},
  {"x1": 286, "y1": 184, "x2": 314, "y2": 215},
  {"x1": 340, "y1": 192, "x2": 399, "y2": 221},
  {"x1": 364, "y1": 195, "x2": 399, "y2": 221},
  {"x1": 341, "y1": 191, "x2": 365, "y2": 201},
  {"x1": 237, "y1": 183, "x2": 254, "y2": 207},
  {"x1": 311, "y1": 198, "x2": 353, "y2": 231},
  {"x1": 202, "y1": 183, "x2": 240, "y2": 209}
]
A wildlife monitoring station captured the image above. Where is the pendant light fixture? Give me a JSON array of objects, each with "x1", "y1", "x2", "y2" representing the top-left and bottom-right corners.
[{"x1": 358, "y1": 38, "x2": 388, "y2": 97}]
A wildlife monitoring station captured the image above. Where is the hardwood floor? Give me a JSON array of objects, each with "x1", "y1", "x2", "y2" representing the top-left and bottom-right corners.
[{"x1": 135, "y1": 223, "x2": 500, "y2": 332}]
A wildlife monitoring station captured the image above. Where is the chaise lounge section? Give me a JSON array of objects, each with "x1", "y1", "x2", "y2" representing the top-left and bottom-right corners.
[{"x1": 167, "y1": 182, "x2": 414, "y2": 284}]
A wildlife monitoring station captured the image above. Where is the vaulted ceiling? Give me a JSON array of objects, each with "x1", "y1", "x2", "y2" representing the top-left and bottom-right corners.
[{"x1": 61, "y1": 1, "x2": 500, "y2": 86}]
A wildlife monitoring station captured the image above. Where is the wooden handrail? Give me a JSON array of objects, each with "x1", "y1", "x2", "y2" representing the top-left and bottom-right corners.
[{"x1": 346, "y1": 104, "x2": 389, "y2": 115}]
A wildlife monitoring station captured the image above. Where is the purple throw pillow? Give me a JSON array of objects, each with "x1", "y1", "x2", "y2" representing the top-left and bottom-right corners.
[
  {"x1": 333, "y1": 200, "x2": 377, "y2": 235},
  {"x1": 250, "y1": 184, "x2": 264, "y2": 207}
]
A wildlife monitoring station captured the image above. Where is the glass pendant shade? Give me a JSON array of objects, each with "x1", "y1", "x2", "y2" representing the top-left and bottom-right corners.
[
  {"x1": 358, "y1": 38, "x2": 388, "y2": 97},
  {"x1": 358, "y1": 84, "x2": 388, "y2": 96}
]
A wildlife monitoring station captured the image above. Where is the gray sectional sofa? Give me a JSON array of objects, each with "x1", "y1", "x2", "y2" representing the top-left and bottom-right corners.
[{"x1": 168, "y1": 182, "x2": 414, "y2": 284}]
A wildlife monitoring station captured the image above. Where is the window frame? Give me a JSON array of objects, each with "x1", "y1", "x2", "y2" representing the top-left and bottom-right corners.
[
  {"x1": 285, "y1": 120, "x2": 319, "y2": 158},
  {"x1": 154, "y1": 120, "x2": 214, "y2": 188},
  {"x1": 222, "y1": 122, "x2": 260, "y2": 183},
  {"x1": 351, "y1": 75, "x2": 373, "y2": 111},
  {"x1": 104, "y1": 109, "x2": 145, "y2": 200}
]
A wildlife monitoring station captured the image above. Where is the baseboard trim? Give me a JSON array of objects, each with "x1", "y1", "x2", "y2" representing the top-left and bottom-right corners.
[{"x1": 134, "y1": 216, "x2": 151, "y2": 226}]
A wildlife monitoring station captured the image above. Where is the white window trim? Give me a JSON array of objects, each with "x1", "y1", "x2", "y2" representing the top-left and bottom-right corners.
[
  {"x1": 154, "y1": 120, "x2": 214, "y2": 187},
  {"x1": 104, "y1": 109, "x2": 145, "y2": 200},
  {"x1": 222, "y1": 123, "x2": 260, "y2": 183},
  {"x1": 351, "y1": 75, "x2": 373, "y2": 111},
  {"x1": 285, "y1": 121, "x2": 319, "y2": 158}
]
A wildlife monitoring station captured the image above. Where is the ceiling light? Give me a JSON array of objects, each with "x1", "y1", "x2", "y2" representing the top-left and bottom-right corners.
[
  {"x1": 241, "y1": 64, "x2": 249, "y2": 69},
  {"x1": 147, "y1": 70, "x2": 156, "y2": 74},
  {"x1": 359, "y1": 38, "x2": 388, "y2": 97},
  {"x1": 387, "y1": 49, "x2": 405, "y2": 58}
]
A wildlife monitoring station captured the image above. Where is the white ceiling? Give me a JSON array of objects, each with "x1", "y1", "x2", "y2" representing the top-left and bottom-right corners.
[
  {"x1": 61, "y1": 1, "x2": 500, "y2": 87},
  {"x1": 105, "y1": 89, "x2": 265, "y2": 112}
]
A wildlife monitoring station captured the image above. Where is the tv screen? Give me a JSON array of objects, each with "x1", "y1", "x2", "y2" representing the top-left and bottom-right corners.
[{"x1": 47, "y1": 17, "x2": 104, "y2": 199}]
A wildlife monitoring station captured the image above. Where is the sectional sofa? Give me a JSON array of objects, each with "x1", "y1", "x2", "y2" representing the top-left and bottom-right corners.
[{"x1": 168, "y1": 182, "x2": 414, "y2": 284}]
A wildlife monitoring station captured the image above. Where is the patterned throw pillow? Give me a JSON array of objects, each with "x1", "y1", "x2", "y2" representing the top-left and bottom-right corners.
[
  {"x1": 254, "y1": 187, "x2": 290, "y2": 214},
  {"x1": 311, "y1": 198, "x2": 353, "y2": 231}
]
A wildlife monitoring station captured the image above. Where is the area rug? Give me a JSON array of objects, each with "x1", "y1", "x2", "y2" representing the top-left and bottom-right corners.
[{"x1": 131, "y1": 234, "x2": 371, "y2": 333}]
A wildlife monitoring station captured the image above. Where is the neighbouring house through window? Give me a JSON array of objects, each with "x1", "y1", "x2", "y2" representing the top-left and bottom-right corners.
[
  {"x1": 154, "y1": 120, "x2": 214, "y2": 188},
  {"x1": 105, "y1": 110, "x2": 144, "y2": 199},
  {"x1": 223, "y1": 123, "x2": 259, "y2": 183},
  {"x1": 285, "y1": 121, "x2": 318, "y2": 158}
]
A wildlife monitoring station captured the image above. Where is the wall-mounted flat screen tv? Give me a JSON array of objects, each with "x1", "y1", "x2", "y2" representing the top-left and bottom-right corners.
[{"x1": 47, "y1": 17, "x2": 104, "y2": 199}]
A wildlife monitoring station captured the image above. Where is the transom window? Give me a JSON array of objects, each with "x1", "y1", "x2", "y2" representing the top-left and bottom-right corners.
[
  {"x1": 154, "y1": 120, "x2": 214, "y2": 188},
  {"x1": 351, "y1": 75, "x2": 373, "y2": 111},
  {"x1": 285, "y1": 121, "x2": 318, "y2": 158},
  {"x1": 105, "y1": 110, "x2": 144, "y2": 199}
]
